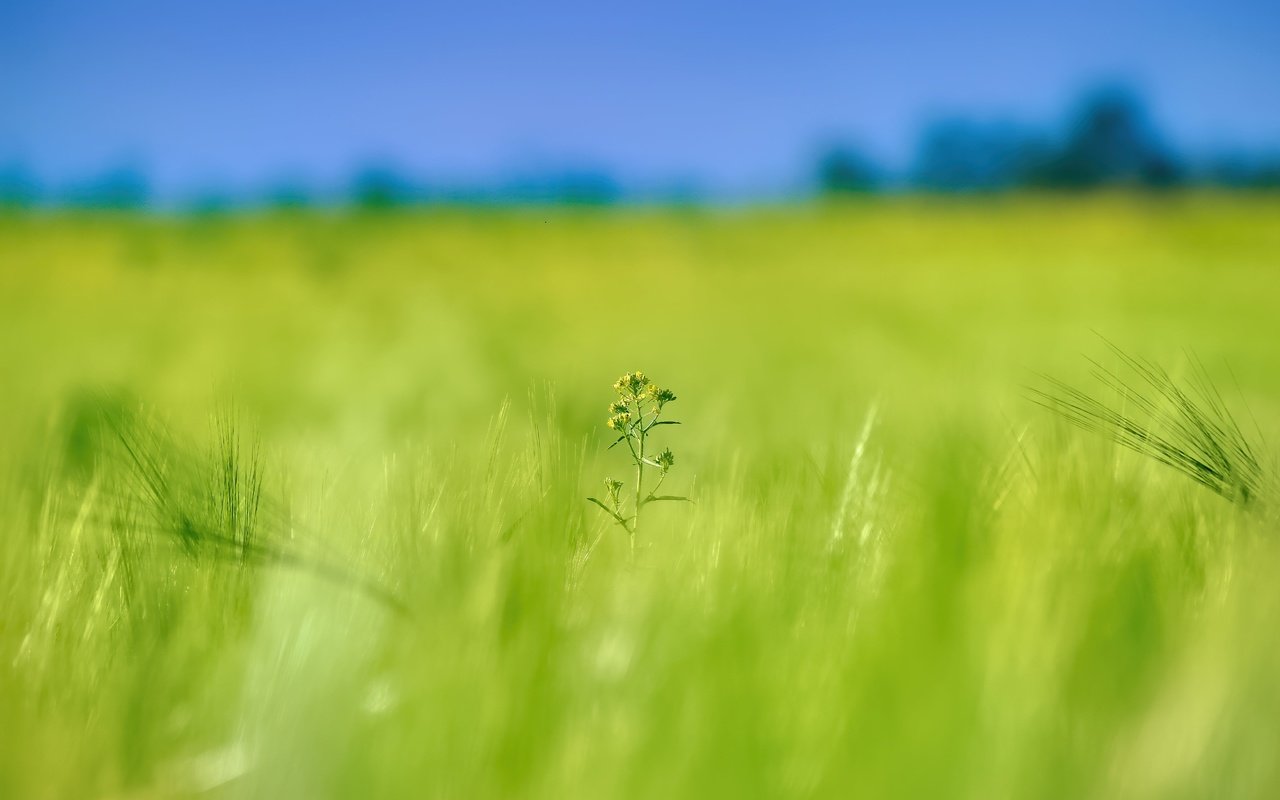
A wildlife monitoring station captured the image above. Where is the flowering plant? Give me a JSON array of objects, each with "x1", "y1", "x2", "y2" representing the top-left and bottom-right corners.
[{"x1": 588, "y1": 371, "x2": 689, "y2": 555}]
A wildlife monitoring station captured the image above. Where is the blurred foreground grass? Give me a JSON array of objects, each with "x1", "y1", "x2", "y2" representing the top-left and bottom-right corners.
[{"x1": 2, "y1": 196, "x2": 1280, "y2": 798}]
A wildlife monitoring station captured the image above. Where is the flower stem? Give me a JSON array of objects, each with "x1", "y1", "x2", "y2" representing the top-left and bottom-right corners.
[{"x1": 632, "y1": 417, "x2": 644, "y2": 560}]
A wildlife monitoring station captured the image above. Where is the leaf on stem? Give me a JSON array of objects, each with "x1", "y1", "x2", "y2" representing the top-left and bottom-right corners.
[
  {"x1": 640, "y1": 495, "x2": 693, "y2": 506},
  {"x1": 587, "y1": 496, "x2": 631, "y2": 526}
]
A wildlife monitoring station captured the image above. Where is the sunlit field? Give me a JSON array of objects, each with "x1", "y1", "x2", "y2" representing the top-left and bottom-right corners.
[{"x1": 3, "y1": 196, "x2": 1280, "y2": 799}]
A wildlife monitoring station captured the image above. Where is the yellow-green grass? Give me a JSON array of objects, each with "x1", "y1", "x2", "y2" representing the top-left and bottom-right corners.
[{"x1": 3, "y1": 196, "x2": 1280, "y2": 798}]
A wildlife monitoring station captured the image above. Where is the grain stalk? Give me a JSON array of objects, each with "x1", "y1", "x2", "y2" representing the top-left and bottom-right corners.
[{"x1": 1030, "y1": 338, "x2": 1272, "y2": 511}]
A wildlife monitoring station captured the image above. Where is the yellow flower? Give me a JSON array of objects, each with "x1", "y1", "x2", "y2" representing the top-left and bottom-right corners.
[{"x1": 615, "y1": 371, "x2": 649, "y2": 396}]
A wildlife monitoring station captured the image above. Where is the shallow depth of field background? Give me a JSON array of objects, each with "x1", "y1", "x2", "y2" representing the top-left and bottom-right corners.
[
  {"x1": 6, "y1": 2, "x2": 1280, "y2": 798},
  {"x1": 4, "y1": 199, "x2": 1280, "y2": 799}
]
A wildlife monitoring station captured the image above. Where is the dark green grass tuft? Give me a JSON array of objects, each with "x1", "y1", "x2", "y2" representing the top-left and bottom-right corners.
[
  {"x1": 65, "y1": 395, "x2": 410, "y2": 616},
  {"x1": 1031, "y1": 339, "x2": 1270, "y2": 508}
]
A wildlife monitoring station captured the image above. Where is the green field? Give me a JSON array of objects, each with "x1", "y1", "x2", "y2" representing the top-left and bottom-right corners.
[{"x1": 3, "y1": 197, "x2": 1280, "y2": 798}]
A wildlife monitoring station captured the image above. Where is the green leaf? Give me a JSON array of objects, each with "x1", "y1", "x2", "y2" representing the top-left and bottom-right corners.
[
  {"x1": 640, "y1": 495, "x2": 693, "y2": 506},
  {"x1": 586, "y1": 497, "x2": 629, "y2": 526}
]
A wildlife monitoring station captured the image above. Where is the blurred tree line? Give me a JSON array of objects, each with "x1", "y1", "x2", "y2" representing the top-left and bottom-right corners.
[
  {"x1": 819, "y1": 85, "x2": 1280, "y2": 195},
  {"x1": 4, "y1": 84, "x2": 1279, "y2": 210},
  {"x1": 0, "y1": 164, "x2": 153, "y2": 209},
  {"x1": 0, "y1": 161, "x2": 625, "y2": 211}
]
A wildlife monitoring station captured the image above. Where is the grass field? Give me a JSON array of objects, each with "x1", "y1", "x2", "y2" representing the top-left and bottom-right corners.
[{"x1": 3, "y1": 196, "x2": 1280, "y2": 798}]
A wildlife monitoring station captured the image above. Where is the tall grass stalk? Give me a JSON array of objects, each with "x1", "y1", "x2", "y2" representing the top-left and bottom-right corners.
[{"x1": 1031, "y1": 339, "x2": 1272, "y2": 509}]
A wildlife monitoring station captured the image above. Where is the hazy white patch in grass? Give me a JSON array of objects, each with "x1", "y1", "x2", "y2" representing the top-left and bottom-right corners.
[
  {"x1": 590, "y1": 628, "x2": 637, "y2": 683},
  {"x1": 361, "y1": 676, "x2": 400, "y2": 715},
  {"x1": 170, "y1": 740, "x2": 253, "y2": 793}
]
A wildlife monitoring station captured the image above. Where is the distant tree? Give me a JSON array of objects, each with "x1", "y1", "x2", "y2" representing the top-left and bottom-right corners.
[
  {"x1": 1037, "y1": 86, "x2": 1184, "y2": 189},
  {"x1": 1203, "y1": 152, "x2": 1280, "y2": 190},
  {"x1": 636, "y1": 178, "x2": 705, "y2": 206},
  {"x1": 553, "y1": 171, "x2": 620, "y2": 205},
  {"x1": 911, "y1": 120, "x2": 1046, "y2": 191},
  {"x1": 61, "y1": 165, "x2": 150, "y2": 208},
  {"x1": 186, "y1": 189, "x2": 236, "y2": 215},
  {"x1": 0, "y1": 163, "x2": 39, "y2": 209},
  {"x1": 504, "y1": 168, "x2": 620, "y2": 205},
  {"x1": 350, "y1": 164, "x2": 420, "y2": 209},
  {"x1": 263, "y1": 180, "x2": 314, "y2": 210},
  {"x1": 1244, "y1": 159, "x2": 1280, "y2": 189},
  {"x1": 816, "y1": 146, "x2": 881, "y2": 194}
]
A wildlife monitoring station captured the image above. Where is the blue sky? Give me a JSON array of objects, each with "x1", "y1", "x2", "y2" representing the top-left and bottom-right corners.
[{"x1": 3, "y1": 0, "x2": 1278, "y2": 196}]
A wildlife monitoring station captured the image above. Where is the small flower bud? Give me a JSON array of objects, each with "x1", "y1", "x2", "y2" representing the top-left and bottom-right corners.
[
  {"x1": 604, "y1": 478, "x2": 624, "y2": 506},
  {"x1": 655, "y1": 448, "x2": 675, "y2": 472}
]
